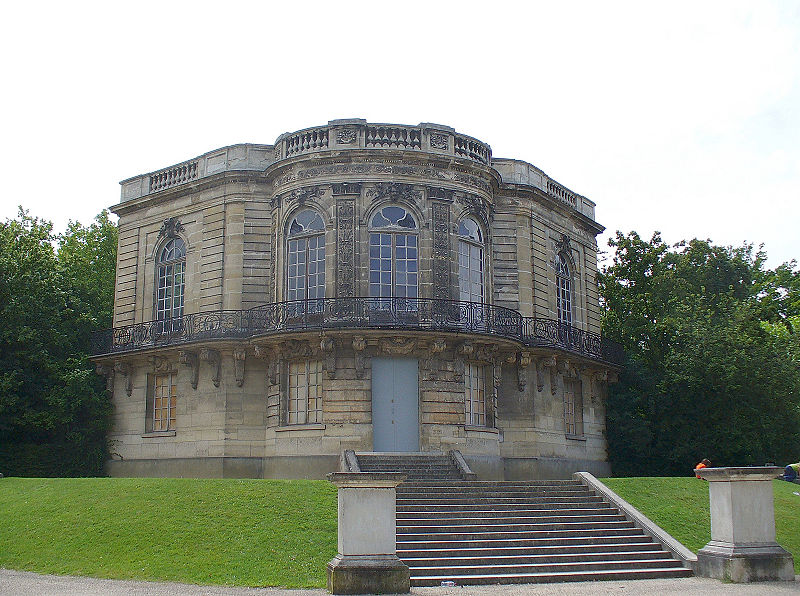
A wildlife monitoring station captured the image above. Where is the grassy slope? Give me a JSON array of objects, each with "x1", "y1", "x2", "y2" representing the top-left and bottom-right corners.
[
  {"x1": 602, "y1": 477, "x2": 800, "y2": 573},
  {"x1": 2, "y1": 477, "x2": 797, "y2": 586},
  {"x1": 0, "y1": 478, "x2": 337, "y2": 587}
]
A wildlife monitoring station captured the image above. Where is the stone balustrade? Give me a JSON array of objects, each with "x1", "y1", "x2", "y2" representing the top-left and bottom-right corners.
[{"x1": 118, "y1": 120, "x2": 595, "y2": 219}]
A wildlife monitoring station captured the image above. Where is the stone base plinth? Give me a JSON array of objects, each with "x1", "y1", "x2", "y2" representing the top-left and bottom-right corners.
[
  {"x1": 697, "y1": 540, "x2": 795, "y2": 582},
  {"x1": 327, "y1": 554, "x2": 410, "y2": 594}
]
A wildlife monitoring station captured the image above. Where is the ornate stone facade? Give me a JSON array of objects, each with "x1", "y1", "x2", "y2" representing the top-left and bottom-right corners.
[{"x1": 95, "y1": 119, "x2": 622, "y2": 479}]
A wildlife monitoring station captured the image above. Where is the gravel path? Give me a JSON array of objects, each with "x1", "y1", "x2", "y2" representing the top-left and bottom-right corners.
[{"x1": 2, "y1": 569, "x2": 799, "y2": 596}]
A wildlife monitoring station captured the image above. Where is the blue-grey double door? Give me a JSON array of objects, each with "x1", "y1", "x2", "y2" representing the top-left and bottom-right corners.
[{"x1": 372, "y1": 357, "x2": 419, "y2": 452}]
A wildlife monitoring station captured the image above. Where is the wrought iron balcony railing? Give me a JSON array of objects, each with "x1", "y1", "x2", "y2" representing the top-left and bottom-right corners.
[{"x1": 91, "y1": 297, "x2": 624, "y2": 365}]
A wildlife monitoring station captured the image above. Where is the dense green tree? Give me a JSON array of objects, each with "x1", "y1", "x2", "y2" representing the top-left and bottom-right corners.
[
  {"x1": 600, "y1": 232, "x2": 800, "y2": 476},
  {"x1": 0, "y1": 209, "x2": 117, "y2": 476}
]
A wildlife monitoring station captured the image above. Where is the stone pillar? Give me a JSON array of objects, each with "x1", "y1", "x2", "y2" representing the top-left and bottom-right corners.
[
  {"x1": 696, "y1": 466, "x2": 794, "y2": 582},
  {"x1": 326, "y1": 472, "x2": 410, "y2": 595}
]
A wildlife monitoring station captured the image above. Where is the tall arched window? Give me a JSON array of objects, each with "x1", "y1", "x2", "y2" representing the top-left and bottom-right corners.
[
  {"x1": 369, "y1": 206, "x2": 418, "y2": 304},
  {"x1": 458, "y1": 217, "x2": 484, "y2": 303},
  {"x1": 555, "y1": 253, "x2": 573, "y2": 326},
  {"x1": 287, "y1": 210, "x2": 326, "y2": 307},
  {"x1": 157, "y1": 237, "x2": 186, "y2": 322}
]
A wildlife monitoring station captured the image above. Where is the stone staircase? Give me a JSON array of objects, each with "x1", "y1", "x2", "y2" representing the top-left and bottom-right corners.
[
  {"x1": 354, "y1": 452, "x2": 466, "y2": 481},
  {"x1": 347, "y1": 452, "x2": 693, "y2": 586}
]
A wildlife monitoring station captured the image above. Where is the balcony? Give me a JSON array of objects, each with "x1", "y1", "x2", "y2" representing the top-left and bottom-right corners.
[{"x1": 91, "y1": 298, "x2": 624, "y2": 366}]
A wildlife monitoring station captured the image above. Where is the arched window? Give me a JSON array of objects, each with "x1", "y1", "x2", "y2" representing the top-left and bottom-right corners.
[
  {"x1": 458, "y1": 217, "x2": 484, "y2": 303},
  {"x1": 157, "y1": 237, "x2": 186, "y2": 321},
  {"x1": 555, "y1": 253, "x2": 573, "y2": 326},
  {"x1": 287, "y1": 210, "x2": 326, "y2": 304},
  {"x1": 369, "y1": 205, "x2": 418, "y2": 303}
]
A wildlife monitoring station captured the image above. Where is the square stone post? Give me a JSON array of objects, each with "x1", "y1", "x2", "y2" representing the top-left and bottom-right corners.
[
  {"x1": 696, "y1": 466, "x2": 794, "y2": 582},
  {"x1": 326, "y1": 472, "x2": 410, "y2": 594}
]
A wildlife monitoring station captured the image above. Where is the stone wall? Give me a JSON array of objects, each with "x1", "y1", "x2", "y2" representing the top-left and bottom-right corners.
[{"x1": 102, "y1": 120, "x2": 616, "y2": 479}]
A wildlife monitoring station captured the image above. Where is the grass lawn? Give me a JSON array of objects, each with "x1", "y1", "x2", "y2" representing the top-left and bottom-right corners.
[
  {"x1": 602, "y1": 476, "x2": 800, "y2": 573},
  {"x1": 0, "y1": 478, "x2": 337, "y2": 587}
]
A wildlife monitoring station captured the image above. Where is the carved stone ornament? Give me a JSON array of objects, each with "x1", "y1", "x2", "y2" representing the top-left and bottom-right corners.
[
  {"x1": 179, "y1": 350, "x2": 199, "y2": 390},
  {"x1": 285, "y1": 185, "x2": 323, "y2": 206},
  {"x1": 475, "y1": 344, "x2": 498, "y2": 363},
  {"x1": 427, "y1": 186, "x2": 454, "y2": 201},
  {"x1": 422, "y1": 339, "x2": 447, "y2": 380},
  {"x1": 432, "y1": 201, "x2": 451, "y2": 300},
  {"x1": 150, "y1": 355, "x2": 171, "y2": 373},
  {"x1": 458, "y1": 341, "x2": 474, "y2": 357},
  {"x1": 430, "y1": 132, "x2": 448, "y2": 150},
  {"x1": 274, "y1": 145, "x2": 282, "y2": 160},
  {"x1": 336, "y1": 128, "x2": 357, "y2": 144},
  {"x1": 282, "y1": 339, "x2": 312, "y2": 357},
  {"x1": 352, "y1": 336, "x2": 367, "y2": 379},
  {"x1": 254, "y1": 344, "x2": 281, "y2": 386},
  {"x1": 113, "y1": 361, "x2": 133, "y2": 397},
  {"x1": 234, "y1": 348, "x2": 247, "y2": 387},
  {"x1": 460, "y1": 193, "x2": 489, "y2": 223},
  {"x1": 332, "y1": 182, "x2": 362, "y2": 196},
  {"x1": 367, "y1": 182, "x2": 420, "y2": 202},
  {"x1": 321, "y1": 336, "x2": 336, "y2": 379},
  {"x1": 559, "y1": 358, "x2": 577, "y2": 379},
  {"x1": 95, "y1": 364, "x2": 114, "y2": 392},
  {"x1": 200, "y1": 349, "x2": 221, "y2": 388},
  {"x1": 274, "y1": 161, "x2": 492, "y2": 194},
  {"x1": 554, "y1": 233, "x2": 572, "y2": 258},
  {"x1": 336, "y1": 199, "x2": 356, "y2": 298},
  {"x1": 380, "y1": 337, "x2": 416, "y2": 355},
  {"x1": 540, "y1": 356, "x2": 558, "y2": 396},
  {"x1": 158, "y1": 217, "x2": 183, "y2": 240},
  {"x1": 591, "y1": 369, "x2": 608, "y2": 404},
  {"x1": 517, "y1": 352, "x2": 532, "y2": 392}
]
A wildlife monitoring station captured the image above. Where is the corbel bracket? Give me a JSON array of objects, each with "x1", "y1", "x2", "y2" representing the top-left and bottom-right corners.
[
  {"x1": 178, "y1": 350, "x2": 199, "y2": 389},
  {"x1": 352, "y1": 336, "x2": 366, "y2": 379},
  {"x1": 254, "y1": 344, "x2": 280, "y2": 386},
  {"x1": 517, "y1": 351, "x2": 532, "y2": 392},
  {"x1": 423, "y1": 338, "x2": 447, "y2": 380},
  {"x1": 321, "y1": 336, "x2": 337, "y2": 379},
  {"x1": 200, "y1": 349, "x2": 221, "y2": 388},
  {"x1": 95, "y1": 364, "x2": 114, "y2": 392},
  {"x1": 113, "y1": 361, "x2": 133, "y2": 397},
  {"x1": 233, "y1": 348, "x2": 247, "y2": 387}
]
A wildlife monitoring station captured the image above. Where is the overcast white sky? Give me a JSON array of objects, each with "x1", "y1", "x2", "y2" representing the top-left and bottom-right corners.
[{"x1": 1, "y1": 1, "x2": 798, "y2": 267}]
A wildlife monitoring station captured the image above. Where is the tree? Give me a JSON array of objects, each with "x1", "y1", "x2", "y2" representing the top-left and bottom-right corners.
[
  {"x1": 600, "y1": 232, "x2": 800, "y2": 476},
  {"x1": 0, "y1": 209, "x2": 117, "y2": 476}
]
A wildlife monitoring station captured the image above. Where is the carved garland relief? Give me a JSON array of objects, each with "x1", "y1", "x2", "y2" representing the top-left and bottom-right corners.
[
  {"x1": 432, "y1": 201, "x2": 451, "y2": 300},
  {"x1": 336, "y1": 199, "x2": 356, "y2": 298}
]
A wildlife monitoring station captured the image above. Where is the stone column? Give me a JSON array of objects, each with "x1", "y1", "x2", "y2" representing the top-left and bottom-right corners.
[
  {"x1": 326, "y1": 472, "x2": 410, "y2": 595},
  {"x1": 696, "y1": 466, "x2": 794, "y2": 582}
]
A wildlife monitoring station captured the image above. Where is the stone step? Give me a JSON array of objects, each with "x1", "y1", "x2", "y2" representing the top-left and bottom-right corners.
[
  {"x1": 397, "y1": 506, "x2": 617, "y2": 519},
  {"x1": 397, "y1": 534, "x2": 661, "y2": 550},
  {"x1": 410, "y1": 567, "x2": 693, "y2": 587},
  {"x1": 402, "y1": 480, "x2": 583, "y2": 488},
  {"x1": 397, "y1": 488, "x2": 592, "y2": 497},
  {"x1": 403, "y1": 550, "x2": 675, "y2": 568},
  {"x1": 398, "y1": 501, "x2": 611, "y2": 512},
  {"x1": 390, "y1": 476, "x2": 689, "y2": 586},
  {"x1": 397, "y1": 541, "x2": 665, "y2": 558},
  {"x1": 397, "y1": 495, "x2": 604, "y2": 506},
  {"x1": 397, "y1": 513, "x2": 627, "y2": 526},
  {"x1": 397, "y1": 527, "x2": 647, "y2": 542},
  {"x1": 409, "y1": 557, "x2": 686, "y2": 577},
  {"x1": 398, "y1": 520, "x2": 636, "y2": 534}
]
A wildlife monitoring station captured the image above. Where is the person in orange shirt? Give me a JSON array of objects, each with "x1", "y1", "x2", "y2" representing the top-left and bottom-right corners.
[{"x1": 695, "y1": 458, "x2": 711, "y2": 479}]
